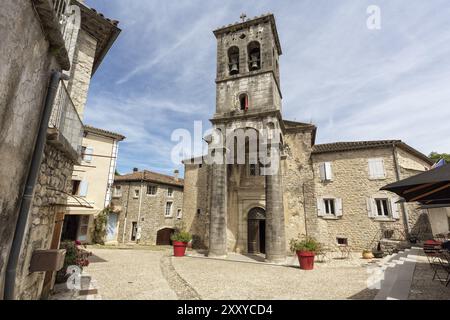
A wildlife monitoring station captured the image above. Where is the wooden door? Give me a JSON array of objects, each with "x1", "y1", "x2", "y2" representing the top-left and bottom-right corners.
[
  {"x1": 247, "y1": 220, "x2": 259, "y2": 254},
  {"x1": 41, "y1": 212, "x2": 65, "y2": 298}
]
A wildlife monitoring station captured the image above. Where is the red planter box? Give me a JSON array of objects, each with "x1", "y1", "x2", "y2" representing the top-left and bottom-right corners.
[
  {"x1": 297, "y1": 251, "x2": 315, "y2": 270},
  {"x1": 173, "y1": 241, "x2": 188, "y2": 257}
]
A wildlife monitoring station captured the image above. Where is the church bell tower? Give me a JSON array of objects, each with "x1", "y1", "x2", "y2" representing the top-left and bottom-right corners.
[{"x1": 207, "y1": 13, "x2": 287, "y2": 263}]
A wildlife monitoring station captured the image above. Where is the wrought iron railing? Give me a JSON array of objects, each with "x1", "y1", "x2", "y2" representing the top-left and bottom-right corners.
[{"x1": 49, "y1": 81, "x2": 83, "y2": 157}]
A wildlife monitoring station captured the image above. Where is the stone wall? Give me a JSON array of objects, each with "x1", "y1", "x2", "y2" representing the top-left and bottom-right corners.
[
  {"x1": 14, "y1": 144, "x2": 74, "y2": 299},
  {"x1": 282, "y1": 129, "x2": 314, "y2": 248},
  {"x1": 67, "y1": 29, "x2": 97, "y2": 120},
  {"x1": 0, "y1": 0, "x2": 60, "y2": 297},
  {"x1": 114, "y1": 182, "x2": 184, "y2": 245},
  {"x1": 182, "y1": 163, "x2": 211, "y2": 248},
  {"x1": 309, "y1": 147, "x2": 431, "y2": 251}
]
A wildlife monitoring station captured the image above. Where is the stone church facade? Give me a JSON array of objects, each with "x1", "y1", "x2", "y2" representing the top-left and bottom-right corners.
[{"x1": 182, "y1": 14, "x2": 433, "y2": 262}]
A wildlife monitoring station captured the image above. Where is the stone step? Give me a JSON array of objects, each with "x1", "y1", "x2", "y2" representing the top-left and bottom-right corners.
[{"x1": 374, "y1": 248, "x2": 420, "y2": 300}]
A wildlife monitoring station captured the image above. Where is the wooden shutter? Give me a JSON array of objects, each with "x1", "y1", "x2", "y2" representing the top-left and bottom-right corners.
[
  {"x1": 369, "y1": 158, "x2": 385, "y2": 179},
  {"x1": 79, "y1": 181, "x2": 89, "y2": 197},
  {"x1": 325, "y1": 162, "x2": 333, "y2": 181},
  {"x1": 391, "y1": 197, "x2": 400, "y2": 219},
  {"x1": 319, "y1": 163, "x2": 326, "y2": 181},
  {"x1": 335, "y1": 198, "x2": 343, "y2": 217},
  {"x1": 317, "y1": 198, "x2": 325, "y2": 217},
  {"x1": 366, "y1": 197, "x2": 376, "y2": 217},
  {"x1": 84, "y1": 147, "x2": 93, "y2": 162}
]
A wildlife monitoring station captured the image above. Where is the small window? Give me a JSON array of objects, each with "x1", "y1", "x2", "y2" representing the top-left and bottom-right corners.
[
  {"x1": 167, "y1": 188, "x2": 173, "y2": 197},
  {"x1": 147, "y1": 185, "x2": 157, "y2": 195},
  {"x1": 82, "y1": 146, "x2": 93, "y2": 163},
  {"x1": 113, "y1": 185, "x2": 122, "y2": 197},
  {"x1": 71, "y1": 180, "x2": 81, "y2": 195},
  {"x1": 249, "y1": 163, "x2": 260, "y2": 176},
  {"x1": 368, "y1": 158, "x2": 386, "y2": 179},
  {"x1": 177, "y1": 209, "x2": 182, "y2": 219},
  {"x1": 134, "y1": 189, "x2": 140, "y2": 198},
  {"x1": 375, "y1": 198, "x2": 391, "y2": 217},
  {"x1": 165, "y1": 202, "x2": 173, "y2": 217},
  {"x1": 324, "y1": 199, "x2": 336, "y2": 215},
  {"x1": 239, "y1": 93, "x2": 249, "y2": 111},
  {"x1": 197, "y1": 209, "x2": 201, "y2": 215}
]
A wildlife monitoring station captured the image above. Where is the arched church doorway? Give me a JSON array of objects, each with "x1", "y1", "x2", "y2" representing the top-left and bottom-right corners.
[{"x1": 247, "y1": 207, "x2": 266, "y2": 254}]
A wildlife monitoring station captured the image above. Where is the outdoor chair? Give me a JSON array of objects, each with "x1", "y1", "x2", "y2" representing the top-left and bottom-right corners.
[
  {"x1": 423, "y1": 241, "x2": 444, "y2": 281},
  {"x1": 316, "y1": 244, "x2": 329, "y2": 262},
  {"x1": 336, "y1": 238, "x2": 351, "y2": 259},
  {"x1": 436, "y1": 251, "x2": 450, "y2": 287}
]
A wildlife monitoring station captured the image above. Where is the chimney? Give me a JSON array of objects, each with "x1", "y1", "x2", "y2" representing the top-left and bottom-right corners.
[
  {"x1": 173, "y1": 170, "x2": 179, "y2": 181},
  {"x1": 133, "y1": 168, "x2": 139, "y2": 173}
]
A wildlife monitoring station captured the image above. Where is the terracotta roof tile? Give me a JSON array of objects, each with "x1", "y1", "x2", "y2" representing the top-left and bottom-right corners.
[
  {"x1": 115, "y1": 170, "x2": 184, "y2": 187},
  {"x1": 312, "y1": 140, "x2": 401, "y2": 154}
]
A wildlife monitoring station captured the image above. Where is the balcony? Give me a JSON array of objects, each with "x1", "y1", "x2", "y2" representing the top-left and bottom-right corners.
[
  {"x1": 31, "y1": 0, "x2": 81, "y2": 70},
  {"x1": 48, "y1": 81, "x2": 83, "y2": 162}
]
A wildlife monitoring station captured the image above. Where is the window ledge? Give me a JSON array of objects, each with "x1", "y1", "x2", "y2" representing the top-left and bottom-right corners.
[
  {"x1": 373, "y1": 218, "x2": 396, "y2": 222},
  {"x1": 321, "y1": 215, "x2": 340, "y2": 220},
  {"x1": 369, "y1": 177, "x2": 387, "y2": 181}
]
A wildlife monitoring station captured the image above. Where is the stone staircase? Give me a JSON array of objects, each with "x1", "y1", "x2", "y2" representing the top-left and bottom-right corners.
[{"x1": 374, "y1": 247, "x2": 422, "y2": 300}]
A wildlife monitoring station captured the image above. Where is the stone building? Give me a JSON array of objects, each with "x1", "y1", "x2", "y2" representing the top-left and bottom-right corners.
[
  {"x1": 62, "y1": 125, "x2": 125, "y2": 244},
  {"x1": 0, "y1": 0, "x2": 120, "y2": 299},
  {"x1": 181, "y1": 14, "x2": 434, "y2": 262},
  {"x1": 111, "y1": 169, "x2": 184, "y2": 246}
]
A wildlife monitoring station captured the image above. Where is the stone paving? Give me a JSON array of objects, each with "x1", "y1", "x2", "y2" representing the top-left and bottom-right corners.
[{"x1": 49, "y1": 246, "x2": 450, "y2": 300}]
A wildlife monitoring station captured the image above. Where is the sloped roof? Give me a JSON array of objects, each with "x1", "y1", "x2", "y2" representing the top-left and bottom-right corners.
[
  {"x1": 312, "y1": 140, "x2": 433, "y2": 165},
  {"x1": 115, "y1": 170, "x2": 184, "y2": 188},
  {"x1": 84, "y1": 125, "x2": 125, "y2": 141}
]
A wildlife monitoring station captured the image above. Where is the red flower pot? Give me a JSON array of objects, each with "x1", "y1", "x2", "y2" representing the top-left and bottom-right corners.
[
  {"x1": 297, "y1": 251, "x2": 315, "y2": 270},
  {"x1": 173, "y1": 241, "x2": 188, "y2": 257}
]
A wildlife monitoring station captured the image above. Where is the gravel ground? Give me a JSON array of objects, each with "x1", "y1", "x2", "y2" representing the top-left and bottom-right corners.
[
  {"x1": 172, "y1": 255, "x2": 375, "y2": 300},
  {"x1": 83, "y1": 248, "x2": 177, "y2": 300},
  {"x1": 82, "y1": 247, "x2": 450, "y2": 300}
]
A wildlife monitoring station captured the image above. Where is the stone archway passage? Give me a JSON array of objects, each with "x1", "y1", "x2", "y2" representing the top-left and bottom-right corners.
[
  {"x1": 247, "y1": 207, "x2": 266, "y2": 254},
  {"x1": 156, "y1": 228, "x2": 175, "y2": 246}
]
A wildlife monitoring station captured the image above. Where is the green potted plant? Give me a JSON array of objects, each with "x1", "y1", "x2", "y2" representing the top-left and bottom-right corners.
[
  {"x1": 290, "y1": 235, "x2": 320, "y2": 270},
  {"x1": 171, "y1": 231, "x2": 193, "y2": 257},
  {"x1": 55, "y1": 241, "x2": 92, "y2": 283}
]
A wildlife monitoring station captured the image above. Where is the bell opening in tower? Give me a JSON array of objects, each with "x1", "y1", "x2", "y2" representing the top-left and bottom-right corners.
[
  {"x1": 228, "y1": 46, "x2": 240, "y2": 75},
  {"x1": 248, "y1": 41, "x2": 261, "y2": 71}
]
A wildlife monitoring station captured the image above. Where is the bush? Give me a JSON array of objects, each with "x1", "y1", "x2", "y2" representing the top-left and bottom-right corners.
[
  {"x1": 92, "y1": 208, "x2": 109, "y2": 244},
  {"x1": 289, "y1": 235, "x2": 320, "y2": 253},
  {"x1": 171, "y1": 231, "x2": 192, "y2": 243},
  {"x1": 56, "y1": 241, "x2": 92, "y2": 283}
]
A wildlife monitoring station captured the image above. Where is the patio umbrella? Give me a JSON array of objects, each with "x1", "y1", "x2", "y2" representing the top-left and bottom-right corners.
[{"x1": 380, "y1": 163, "x2": 450, "y2": 205}]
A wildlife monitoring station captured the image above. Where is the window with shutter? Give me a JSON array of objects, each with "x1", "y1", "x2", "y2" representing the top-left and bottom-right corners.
[
  {"x1": 319, "y1": 162, "x2": 333, "y2": 181},
  {"x1": 390, "y1": 198, "x2": 400, "y2": 219},
  {"x1": 83, "y1": 147, "x2": 93, "y2": 163},
  {"x1": 368, "y1": 158, "x2": 385, "y2": 179},
  {"x1": 79, "y1": 181, "x2": 89, "y2": 197}
]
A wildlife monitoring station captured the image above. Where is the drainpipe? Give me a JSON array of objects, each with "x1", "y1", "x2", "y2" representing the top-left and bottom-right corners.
[
  {"x1": 392, "y1": 142, "x2": 411, "y2": 235},
  {"x1": 4, "y1": 71, "x2": 69, "y2": 300},
  {"x1": 136, "y1": 172, "x2": 144, "y2": 243},
  {"x1": 121, "y1": 181, "x2": 132, "y2": 243}
]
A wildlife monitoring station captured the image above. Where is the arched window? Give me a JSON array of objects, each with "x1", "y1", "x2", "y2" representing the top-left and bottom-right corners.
[
  {"x1": 248, "y1": 41, "x2": 261, "y2": 71},
  {"x1": 228, "y1": 46, "x2": 240, "y2": 75},
  {"x1": 239, "y1": 93, "x2": 249, "y2": 111}
]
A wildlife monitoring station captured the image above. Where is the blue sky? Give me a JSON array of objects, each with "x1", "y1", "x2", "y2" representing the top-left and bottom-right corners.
[{"x1": 84, "y1": 0, "x2": 450, "y2": 177}]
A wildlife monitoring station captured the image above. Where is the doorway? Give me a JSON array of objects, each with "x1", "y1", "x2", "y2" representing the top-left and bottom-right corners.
[
  {"x1": 247, "y1": 207, "x2": 266, "y2": 254},
  {"x1": 106, "y1": 213, "x2": 118, "y2": 242},
  {"x1": 61, "y1": 215, "x2": 80, "y2": 241},
  {"x1": 156, "y1": 228, "x2": 175, "y2": 245}
]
